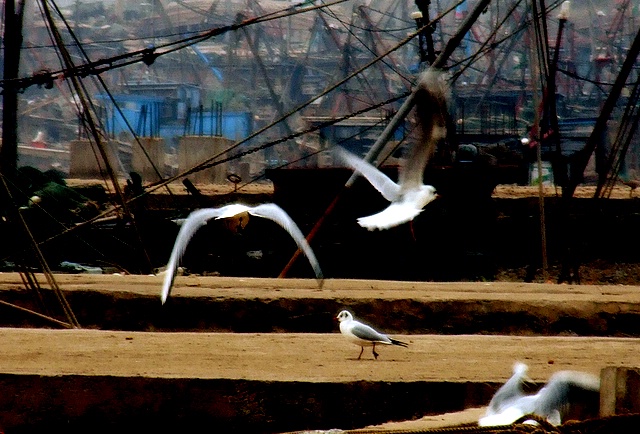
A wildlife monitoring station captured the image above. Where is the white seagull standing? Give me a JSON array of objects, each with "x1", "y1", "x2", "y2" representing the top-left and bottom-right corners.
[
  {"x1": 333, "y1": 69, "x2": 448, "y2": 230},
  {"x1": 160, "y1": 203, "x2": 323, "y2": 304},
  {"x1": 479, "y1": 362, "x2": 601, "y2": 427},
  {"x1": 336, "y1": 310, "x2": 408, "y2": 360}
]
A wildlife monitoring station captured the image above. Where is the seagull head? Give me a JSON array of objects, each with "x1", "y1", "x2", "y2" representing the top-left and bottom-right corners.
[
  {"x1": 416, "y1": 185, "x2": 439, "y2": 208},
  {"x1": 336, "y1": 310, "x2": 353, "y2": 323},
  {"x1": 513, "y1": 362, "x2": 529, "y2": 377}
]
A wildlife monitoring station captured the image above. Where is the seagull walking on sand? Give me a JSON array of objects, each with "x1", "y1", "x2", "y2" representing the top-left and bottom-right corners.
[
  {"x1": 333, "y1": 69, "x2": 448, "y2": 230},
  {"x1": 479, "y1": 362, "x2": 600, "y2": 427},
  {"x1": 160, "y1": 203, "x2": 323, "y2": 304},
  {"x1": 336, "y1": 310, "x2": 408, "y2": 360}
]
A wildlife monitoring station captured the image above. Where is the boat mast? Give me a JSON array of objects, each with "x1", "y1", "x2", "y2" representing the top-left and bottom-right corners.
[
  {"x1": 414, "y1": 0, "x2": 437, "y2": 65},
  {"x1": 0, "y1": 1, "x2": 79, "y2": 328},
  {"x1": 1, "y1": 0, "x2": 25, "y2": 183},
  {"x1": 279, "y1": 0, "x2": 492, "y2": 277}
]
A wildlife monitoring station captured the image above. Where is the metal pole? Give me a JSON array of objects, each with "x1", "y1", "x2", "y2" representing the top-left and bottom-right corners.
[
  {"x1": 414, "y1": 0, "x2": 437, "y2": 65},
  {"x1": 241, "y1": 23, "x2": 293, "y2": 136},
  {"x1": 571, "y1": 24, "x2": 640, "y2": 199},
  {"x1": 529, "y1": 14, "x2": 548, "y2": 282},
  {"x1": 279, "y1": 0, "x2": 493, "y2": 277},
  {"x1": 547, "y1": 3, "x2": 568, "y2": 187},
  {"x1": 1, "y1": 0, "x2": 25, "y2": 183},
  {"x1": 350, "y1": 0, "x2": 492, "y2": 185}
]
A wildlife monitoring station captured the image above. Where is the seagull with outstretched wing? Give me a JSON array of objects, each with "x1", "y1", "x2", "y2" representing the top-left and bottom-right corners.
[
  {"x1": 160, "y1": 203, "x2": 323, "y2": 304},
  {"x1": 485, "y1": 362, "x2": 530, "y2": 416},
  {"x1": 333, "y1": 68, "x2": 448, "y2": 230},
  {"x1": 479, "y1": 362, "x2": 600, "y2": 427}
]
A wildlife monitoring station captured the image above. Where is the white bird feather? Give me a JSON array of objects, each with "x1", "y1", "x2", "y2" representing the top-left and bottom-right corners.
[
  {"x1": 336, "y1": 310, "x2": 408, "y2": 360},
  {"x1": 161, "y1": 203, "x2": 323, "y2": 304},
  {"x1": 479, "y1": 362, "x2": 600, "y2": 427},
  {"x1": 333, "y1": 68, "x2": 448, "y2": 230}
]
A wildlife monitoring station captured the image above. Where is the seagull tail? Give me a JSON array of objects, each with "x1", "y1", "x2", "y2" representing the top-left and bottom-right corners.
[
  {"x1": 415, "y1": 68, "x2": 449, "y2": 145},
  {"x1": 390, "y1": 338, "x2": 409, "y2": 348}
]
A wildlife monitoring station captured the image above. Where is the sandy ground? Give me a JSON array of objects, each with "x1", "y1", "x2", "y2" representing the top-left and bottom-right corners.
[
  {"x1": 66, "y1": 178, "x2": 640, "y2": 200},
  {"x1": 2, "y1": 325, "x2": 635, "y2": 432},
  {"x1": 12, "y1": 183, "x2": 632, "y2": 431},
  {"x1": 3, "y1": 328, "x2": 639, "y2": 382},
  {"x1": 1, "y1": 326, "x2": 632, "y2": 432},
  {"x1": 2, "y1": 275, "x2": 640, "y2": 384},
  {"x1": 2, "y1": 274, "x2": 639, "y2": 431},
  {"x1": 492, "y1": 184, "x2": 640, "y2": 199}
]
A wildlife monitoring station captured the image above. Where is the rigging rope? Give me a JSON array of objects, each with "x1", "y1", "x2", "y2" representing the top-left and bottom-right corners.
[{"x1": 1, "y1": 0, "x2": 352, "y2": 92}]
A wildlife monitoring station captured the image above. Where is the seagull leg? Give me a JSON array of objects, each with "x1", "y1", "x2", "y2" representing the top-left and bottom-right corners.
[
  {"x1": 372, "y1": 343, "x2": 379, "y2": 359},
  {"x1": 357, "y1": 347, "x2": 364, "y2": 360},
  {"x1": 409, "y1": 221, "x2": 417, "y2": 242}
]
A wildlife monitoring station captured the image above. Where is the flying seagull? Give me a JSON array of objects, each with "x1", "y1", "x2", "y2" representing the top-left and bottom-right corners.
[
  {"x1": 479, "y1": 362, "x2": 600, "y2": 427},
  {"x1": 333, "y1": 68, "x2": 448, "y2": 230},
  {"x1": 160, "y1": 203, "x2": 323, "y2": 304},
  {"x1": 336, "y1": 310, "x2": 408, "y2": 360}
]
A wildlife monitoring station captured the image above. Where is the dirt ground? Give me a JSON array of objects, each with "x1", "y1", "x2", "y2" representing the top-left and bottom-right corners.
[
  {"x1": 3, "y1": 274, "x2": 640, "y2": 384},
  {"x1": 2, "y1": 274, "x2": 640, "y2": 432},
  {"x1": 4, "y1": 326, "x2": 639, "y2": 383},
  {"x1": 11, "y1": 182, "x2": 634, "y2": 431},
  {"x1": 67, "y1": 179, "x2": 640, "y2": 200},
  {"x1": 492, "y1": 184, "x2": 640, "y2": 199},
  {"x1": 1, "y1": 329, "x2": 627, "y2": 432}
]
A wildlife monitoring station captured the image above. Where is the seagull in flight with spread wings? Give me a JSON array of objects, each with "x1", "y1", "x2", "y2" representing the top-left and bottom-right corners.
[
  {"x1": 333, "y1": 69, "x2": 448, "y2": 230},
  {"x1": 479, "y1": 362, "x2": 600, "y2": 427},
  {"x1": 336, "y1": 310, "x2": 408, "y2": 360},
  {"x1": 160, "y1": 203, "x2": 323, "y2": 304}
]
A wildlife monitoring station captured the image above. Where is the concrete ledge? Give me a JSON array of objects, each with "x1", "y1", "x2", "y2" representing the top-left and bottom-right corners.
[
  {"x1": 0, "y1": 329, "x2": 613, "y2": 433},
  {"x1": 0, "y1": 375, "x2": 496, "y2": 433},
  {"x1": 0, "y1": 274, "x2": 640, "y2": 335}
]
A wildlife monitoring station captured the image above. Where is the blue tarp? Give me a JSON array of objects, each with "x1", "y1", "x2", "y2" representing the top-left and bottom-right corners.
[{"x1": 95, "y1": 93, "x2": 253, "y2": 144}]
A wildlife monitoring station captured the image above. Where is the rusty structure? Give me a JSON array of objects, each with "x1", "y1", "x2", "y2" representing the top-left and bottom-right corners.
[
  {"x1": 5, "y1": 1, "x2": 639, "y2": 181},
  {"x1": 4, "y1": 2, "x2": 640, "y2": 431},
  {"x1": 1, "y1": 0, "x2": 640, "y2": 310}
]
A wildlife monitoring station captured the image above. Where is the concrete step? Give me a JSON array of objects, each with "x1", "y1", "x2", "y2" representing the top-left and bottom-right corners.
[
  {"x1": 0, "y1": 329, "x2": 620, "y2": 433},
  {"x1": 1, "y1": 274, "x2": 639, "y2": 336}
]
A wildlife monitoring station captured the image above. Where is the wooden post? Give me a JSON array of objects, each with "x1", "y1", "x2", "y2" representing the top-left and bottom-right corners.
[{"x1": 600, "y1": 367, "x2": 640, "y2": 417}]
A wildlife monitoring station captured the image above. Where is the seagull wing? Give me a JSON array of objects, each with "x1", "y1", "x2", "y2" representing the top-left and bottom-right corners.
[
  {"x1": 533, "y1": 371, "x2": 600, "y2": 420},
  {"x1": 357, "y1": 202, "x2": 424, "y2": 231},
  {"x1": 334, "y1": 146, "x2": 401, "y2": 202},
  {"x1": 400, "y1": 68, "x2": 448, "y2": 191},
  {"x1": 247, "y1": 203, "x2": 324, "y2": 284},
  {"x1": 350, "y1": 321, "x2": 392, "y2": 343},
  {"x1": 161, "y1": 208, "x2": 226, "y2": 304},
  {"x1": 486, "y1": 363, "x2": 528, "y2": 415}
]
